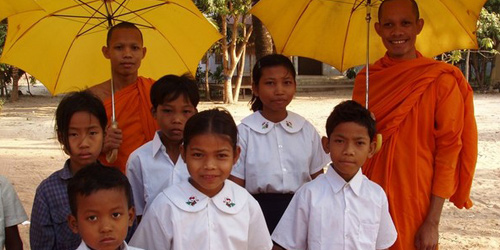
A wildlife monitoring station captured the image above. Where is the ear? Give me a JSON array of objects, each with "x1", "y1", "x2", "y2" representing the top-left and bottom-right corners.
[
  {"x1": 180, "y1": 144, "x2": 186, "y2": 162},
  {"x1": 68, "y1": 215, "x2": 79, "y2": 234},
  {"x1": 321, "y1": 136, "x2": 330, "y2": 154},
  {"x1": 233, "y1": 146, "x2": 241, "y2": 165},
  {"x1": 251, "y1": 83, "x2": 259, "y2": 97},
  {"x1": 374, "y1": 22, "x2": 382, "y2": 37},
  {"x1": 416, "y1": 18, "x2": 424, "y2": 35},
  {"x1": 367, "y1": 140, "x2": 377, "y2": 159},
  {"x1": 151, "y1": 108, "x2": 157, "y2": 119},
  {"x1": 102, "y1": 46, "x2": 110, "y2": 59},
  {"x1": 142, "y1": 47, "x2": 147, "y2": 59},
  {"x1": 127, "y1": 207, "x2": 136, "y2": 227}
]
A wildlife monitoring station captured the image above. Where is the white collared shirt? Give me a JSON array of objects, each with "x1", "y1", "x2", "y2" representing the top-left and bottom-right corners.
[
  {"x1": 129, "y1": 180, "x2": 272, "y2": 250},
  {"x1": 272, "y1": 166, "x2": 397, "y2": 250},
  {"x1": 232, "y1": 111, "x2": 330, "y2": 194},
  {"x1": 0, "y1": 176, "x2": 28, "y2": 249},
  {"x1": 75, "y1": 240, "x2": 143, "y2": 250},
  {"x1": 126, "y1": 131, "x2": 190, "y2": 215}
]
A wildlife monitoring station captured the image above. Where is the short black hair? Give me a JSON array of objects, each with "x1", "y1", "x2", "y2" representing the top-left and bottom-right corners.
[
  {"x1": 249, "y1": 54, "x2": 296, "y2": 112},
  {"x1": 378, "y1": 0, "x2": 420, "y2": 22},
  {"x1": 106, "y1": 22, "x2": 143, "y2": 46},
  {"x1": 183, "y1": 108, "x2": 238, "y2": 150},
  {"x1": 150, "y1": 74, "x2": 200, "y2": 111},
  {"x1": 325, "y1": 100, "x2": 376, "y2": 141},
  {"x1": 55, "y1": 90, "x2": 107, "y2": 154},
  {"x1": 67, "y1": 162, "x2": 133, "y2": 216}
]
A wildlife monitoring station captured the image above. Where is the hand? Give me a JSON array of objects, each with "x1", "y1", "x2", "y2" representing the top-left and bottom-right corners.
[
  {"x1": 102, "y1": 125, "x2": 122, "y2": 154},
  {"x1": 414, "y1": 219, "x2": 439, "y2": 250}
]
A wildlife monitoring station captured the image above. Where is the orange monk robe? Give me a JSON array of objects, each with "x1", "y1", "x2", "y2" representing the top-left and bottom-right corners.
[
  {"x1": 352, "y1": 52, "x2": 477, "y2": 250},
  {"x1": 99, "y1": 76, "x2": 159, "y2": 173}
]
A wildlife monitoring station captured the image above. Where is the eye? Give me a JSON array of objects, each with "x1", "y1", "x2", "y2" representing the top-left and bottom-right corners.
[
  {"x1": 383, "y1": 22, "x2": 393, "y2": 28},
  {"x1": 132, "y1": 45, "x2": 141, "y2": 50},
  {"x1": 284, "y1": 80, "x2": 294, "y2": 85},
  {"x1": 69, "y1": 132, "x2": 78, "y2": 137},
  {"x1": 191, "y1": 152, "x2": 203, "y2": 158},
  {"x1": 162, "y1": 108, "x2": 172, "y2": 113},
  {"x1": 264, "y1": 80, "x2": 274, "y2": 86},
  {"x1": 183, "y1": 109, "x2": 193, "y2": 114},
  {"x1": 357, "y1": 141, "x2": 366, "y2": 146},
  {"x1": 89, "y1": 130, "x2": 100, "y2": 136},
  {"x1": 334, "y1": 139, "x2": 344, "y2": 144},
  {"x1": 112, "y1": 213, "x2": 121, "y2": 219},
  {"x1": 217, "y1": 153, "x2": 229, "y2": 159},
  {"x1": 87, "y1": 216, "x2": 97, "y2": 221}
]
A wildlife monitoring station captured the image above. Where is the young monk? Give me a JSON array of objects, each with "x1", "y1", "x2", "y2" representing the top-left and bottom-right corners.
[
  {"x1": 89, "y1": 22, "x2": 158, "y2": 173},
  {"x1": 352, "y1": 0, "x2": 478, "y2": 249}
]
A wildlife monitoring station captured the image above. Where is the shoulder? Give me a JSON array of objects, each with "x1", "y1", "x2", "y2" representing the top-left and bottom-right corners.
[
  {"x1": 361, "y1": 175, "x2": 387, "y2": 199},
  {"x1": 128, "y1": 140, "x2": 153, "y2": 160},
  {"x1": 87, "y1": 80, "x2": 111, "y2": 101}
]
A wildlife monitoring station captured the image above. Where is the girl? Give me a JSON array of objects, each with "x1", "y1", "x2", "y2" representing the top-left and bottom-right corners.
[
  {"x1": 229, "y1": 54, "x2": 330, "y2": 233},
  {"x1": 130, "y1": 108, "x2": 272, "y2": 250},
  {"x1": 30, "y1": 91, "x2": 107, "y2": 250}
]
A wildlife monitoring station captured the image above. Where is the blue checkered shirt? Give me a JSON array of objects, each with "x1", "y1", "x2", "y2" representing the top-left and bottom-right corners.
[{"x1": 30, "y1": 160, "x2": 81, "y2": 250}]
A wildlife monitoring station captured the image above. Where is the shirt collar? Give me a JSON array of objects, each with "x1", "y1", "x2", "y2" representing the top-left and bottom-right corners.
[
  {"x1": 241, "y1": 111, "x2": 305, "y2": 134},
  {"x1": 59, "y1": 159, "x2": 73, "y2": 180},
  {"x1": 325, "y1": 164, "x2": 364, "y2": 196},
  {"x1": 166, "y1": 180, "x2": 248, "y2": 214},
  {"x1": 151, "y1": 131, "x2": 164, "y2": 157},
  {"x1": 77, "y1": 241, "x2": 130, "y2": 249}
]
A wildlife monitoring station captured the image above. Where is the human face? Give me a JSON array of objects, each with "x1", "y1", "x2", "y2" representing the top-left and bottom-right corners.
[
  {"x1": 66, "y1": 111, "x2": 104, "y2": 173},
  {"x1": 68, "y1": 188, "x2": 134, "y2": 250},
  {"x1": 253, "y1": 66, "x2": 296, "y2": 122},
  {"x1": 375, "y1": 0, "x2": 424, "y2": 60},
  {"x1": 181, "y1": 134, "x2": 240, "y2": 197},
  {"x1": 102, "y1": 28, "x2": 146, "y2": 78},
  {"x1": 322, "y1": 122, "x2": 376, "y2": 182},
  {"x1": 153, "y1": 95, "x2": 197, "y2": 144}
]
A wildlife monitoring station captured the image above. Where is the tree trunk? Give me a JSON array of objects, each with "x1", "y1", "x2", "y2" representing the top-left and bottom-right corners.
[
  {"x1": 10, "y1": 67, "x2": 19, "y2": 102},
  {"x1": 205, "y1": 52, "x2": 211, "y2": 101},
  {"x1": 489, "y1": 44, "x2": 500, "y2": 91},
  {"x1": 251, "y1": 1, "x2": 273, "y2": 60},
  {"x1": 233, "y1": 46, "x2": 246, "y2": 101}
]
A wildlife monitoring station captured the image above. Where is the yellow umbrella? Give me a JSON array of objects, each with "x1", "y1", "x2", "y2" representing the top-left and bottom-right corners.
[
  {"x1": 0, "y1": 0, "x2": 222, "y2": 95},
  {"x1": 250, "y1": 0, "x2": 485, "y2": 72},
  {"x1": 0, "y1": 0, "x2": 42, "y2": 21}
]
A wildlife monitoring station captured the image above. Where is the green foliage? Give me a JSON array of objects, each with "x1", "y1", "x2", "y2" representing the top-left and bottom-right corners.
[
  {"x1": 485, "y1": 0, "x2": 500, "y2": 14},
  {"x1": 477, "y1": 8, "x2": 500, "y2": 50}
]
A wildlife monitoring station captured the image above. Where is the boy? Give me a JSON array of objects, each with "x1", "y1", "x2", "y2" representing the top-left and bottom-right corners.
[
  {"x1": 0, "y1": 175, "x2": 28, "y2": 250},
  {"x1": 67, "y1": 162, "x2": 141, "y2": 250},
  {"x1": 89, "y1": 21, "x2": 158, "y2": 173},
  {"x1": 271, "y1": 100, "x2": 397, "y2": 250},
  {"x1": 126, "y1": 74, "x2": 199, "y2": 220}
]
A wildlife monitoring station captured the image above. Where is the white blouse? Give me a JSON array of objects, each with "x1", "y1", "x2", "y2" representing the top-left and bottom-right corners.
[
  {"x1": 272, "y1": 166, "x2": 397, "y2": 250},
  {"x1": 129, "y1": 180, "x2": 272, "y2": 250},
  {"x1": 231, "y1": 111, "x2": 330, "y2": 194},
  {"x1": 127, "y1": 131, "x2": 190, "y2": 215}
]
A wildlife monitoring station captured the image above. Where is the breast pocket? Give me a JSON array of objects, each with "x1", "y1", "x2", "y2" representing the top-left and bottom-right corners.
[{"x1": 359, "y1": 222, "x2": 378, "y2": 249}]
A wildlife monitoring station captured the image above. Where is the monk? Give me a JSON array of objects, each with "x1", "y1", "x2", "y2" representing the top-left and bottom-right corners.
[
  {"x1": 89, "y1": 22, "x2": 158, "y2": 173},
  {"x1": 352, "y1": 0, "x2": 478, "y2": 249}
]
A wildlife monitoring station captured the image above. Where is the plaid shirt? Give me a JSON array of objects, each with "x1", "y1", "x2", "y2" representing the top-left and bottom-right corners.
[{"x1": 30, "y1": 160, "x2": 81, "y2": 250}]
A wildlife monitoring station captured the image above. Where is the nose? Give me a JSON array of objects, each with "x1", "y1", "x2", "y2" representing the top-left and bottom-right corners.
[
  {"x1": 123, "y1": 47, "x2": 133, "y2": 58},
  {"x1": 343, "y1": 142, "x2": 355, "y2": 156},
  {"x1": 391, "y1": 24, "x2": 404, "y2": 36},
  {"x1": 172, "y1": 112, "x2": 183, "y2": 124},
  {"x1": 203, "y1": 157, "x2": 216, "y2": 170},
  {"x1": 275, "y1": 83, "x2": 285, "y2": 95},
  {"x1": 79, "y1": 134, "x2": 90, "y2": 148},
  {"x1": 99, "y1": 217, "x2": 113, "y2": 233}
]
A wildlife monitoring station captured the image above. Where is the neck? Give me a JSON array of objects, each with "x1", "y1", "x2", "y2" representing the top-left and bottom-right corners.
[
  {"x1": 112, "y1": 73, "x2": 138, "y2": 92},
  {"x1": 159, "y1": 133, "x2": 181, "y2": 163},
  {"x1": 260, "y1": 109, "x2": 288, "y2": 123}
]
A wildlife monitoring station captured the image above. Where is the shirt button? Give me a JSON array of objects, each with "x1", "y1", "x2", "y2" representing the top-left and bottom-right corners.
[
  {"x1": 282, "y1": 168, "x2": 287, "y2": 172},
  {"x1": 278, "y1": 145, "x2": 283, "y2": 148}
]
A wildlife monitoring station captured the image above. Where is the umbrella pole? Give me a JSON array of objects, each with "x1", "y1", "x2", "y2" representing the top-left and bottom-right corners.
[
  {"x1": 106, "y1": 62, "x2": 118, "y2": 163},
  {"x1": 365, "y1": 0, "x2": 371, "y2": 109}
]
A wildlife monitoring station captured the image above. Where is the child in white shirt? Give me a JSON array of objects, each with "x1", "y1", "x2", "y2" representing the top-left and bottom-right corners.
[
  {"x1": 229, "y1": 54, "x2": 330, "y2": 233},
  {"x1": 130, "y1": 108, "x2": 272, "y2": 250},
  {"x1": 127, "y1": 74, "x2": 198, "y2": 220},
  {"x1": 0, "y1": 175, "x2": 28, "y2": 249},
  {"x1": 67, "y1": 162, "x2": 142, "y2": 250},
  {"x1": 272, "y1": 100, "x2": 397, "y2": 250}
]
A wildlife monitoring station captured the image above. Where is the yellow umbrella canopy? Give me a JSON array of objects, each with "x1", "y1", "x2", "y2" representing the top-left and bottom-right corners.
[
  {"x1": 0, "y1": 0, "x2": 222, "y2": 95},
  {"x1": 0, "y1": 0, "x2": 42, "y2": 21},
  {"x1": 250, "y1": 0, "x2": 486, "y2": 72}
]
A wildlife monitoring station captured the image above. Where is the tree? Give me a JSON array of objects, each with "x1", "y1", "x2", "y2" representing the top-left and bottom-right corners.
[
  {"x1": 0, "y1": 19, "x2": 23, "y2": 101},
  {"x1": 251, "y1": 0, "x2": 273, "y2": 61},
  {"x1": 197, "y1": 0, "x2": 253, "y2": 104}
]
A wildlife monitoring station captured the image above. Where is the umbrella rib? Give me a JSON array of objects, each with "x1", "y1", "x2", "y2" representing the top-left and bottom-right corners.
[
  {"x1": 281, "y1": 0, "x2": 315, "y2": 53},
  {"x1": 339, "y1": 1, "x2": 361, "y2": 72},
  {"x1": 74, "y1": 0, "x2": 108, "y2": 19}
]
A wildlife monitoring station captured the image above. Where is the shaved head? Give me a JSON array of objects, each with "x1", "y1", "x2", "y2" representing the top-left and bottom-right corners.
[{"x1": 378, "y1": 0, "x2": 420, "y2": 22}]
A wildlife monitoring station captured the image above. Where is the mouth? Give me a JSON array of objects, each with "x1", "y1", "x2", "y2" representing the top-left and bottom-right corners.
[
  {"x1": 170, "y1": 129, "x2": 183, "y2": 135},
  {"x1": 390, "y1": 39, "x2": 408, "y2": 45},
  {"x1": 202, "y1": 175, "x2": 219, "y2": 181},
  {"x1": 100, "y1": 237, "x2": 117, "y2": 244},
  {"x1": 120, "y1": 62, "x2": 135, "y2": 68},
  {"x1": 78, "y1": 153, "x2": 93, "y2": 159}
]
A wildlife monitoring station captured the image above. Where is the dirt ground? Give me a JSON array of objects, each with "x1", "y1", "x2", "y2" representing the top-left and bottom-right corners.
[{"x1": 0, "y1": 84, "x2": 499, "y2": 249}]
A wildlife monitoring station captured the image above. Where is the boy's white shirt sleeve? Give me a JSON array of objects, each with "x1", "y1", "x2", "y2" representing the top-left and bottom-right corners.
[
  {"x1": 376, "y1": 192, "x2": 397, "y2": 249},
  {"x1": 0, "y1": 176, "x2": 28, "y2": 227},
  {"x1": 129, "y1": 195, "x2": 173, "y2": 250},
  {"x1": 271, "y1": 186, "x2": 309, "y2": 250},
  {"x1": 126, "y1": 151, "x2": 146, "y2": 215}
]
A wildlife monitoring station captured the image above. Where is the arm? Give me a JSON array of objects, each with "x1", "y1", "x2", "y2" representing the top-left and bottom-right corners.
[
  {"x1": 126, "y1": 154, "x2": 146, "y2": 218},
  {"x1": 414, "y1": 195, "x2": 445, "y2": 250},
  {"x1": 5, "y1": 225, "x2": 23, "y2": 250}
]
